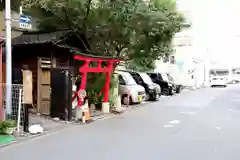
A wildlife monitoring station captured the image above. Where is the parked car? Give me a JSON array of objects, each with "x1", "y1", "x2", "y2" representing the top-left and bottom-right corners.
[
  {"x1": 153, "y1": 83, "x2": 161, "y2": 99},
  {"x1": 116, "y1": 71, "x2": 146, "y2": 105},
  {"x1": 210, "y1": 75, "x2": 227, "y2": 87},
  {"x1": 127, "y1": 71, "x2": 159, "y2": 101},
  {"x1": 166, "y1": 73, "x2": 183, "y2": 93},
  {"x1": 147, "y1": 72, "x2": 175, "y2": 95},
  {"x1": 232, "y1": 71, "x2": 240, "y2": 84}
]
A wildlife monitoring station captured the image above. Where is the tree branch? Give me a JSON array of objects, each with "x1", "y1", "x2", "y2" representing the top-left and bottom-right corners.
[
  {"x1": 62, "y1": 7, "x2": 73, "y2": 30},
  {"x1": 62, "y1": 6, "x2": 89, "y2": 50},
  {"x1": 83, "y1": 0, "x2": 92, "y2": 33}
]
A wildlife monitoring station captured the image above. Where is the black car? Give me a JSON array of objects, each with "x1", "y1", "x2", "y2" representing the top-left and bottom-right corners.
[
  {"x1": 147, "y1": 72, "x2": 175, "y2": 95},
  {"x1": 128, "y1": 71, "x2": 158, "y2": 101},
  {"x1": 166, "y1": 73, "x2": 182, "y2": 93}
]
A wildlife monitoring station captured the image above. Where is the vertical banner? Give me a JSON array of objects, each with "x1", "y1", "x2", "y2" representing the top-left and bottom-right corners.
[{"x1": 22, "y1": 70, "x2": 33, "y2": 104}]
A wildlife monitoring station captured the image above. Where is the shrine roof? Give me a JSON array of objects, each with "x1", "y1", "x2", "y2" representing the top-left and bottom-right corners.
[
  {"x1": 11, "y1": 30, "x2": 70, "y2": 45},
  {"x1": 56, "y1": 44, "x2": 121, "y2": 61},
  {"x1": 9, "y1": 30, "x2": 121, "y2": 60}
]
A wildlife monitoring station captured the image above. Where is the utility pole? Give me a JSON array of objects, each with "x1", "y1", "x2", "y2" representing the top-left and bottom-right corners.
[{"x1": 5, "y1": 0, "x2": 12, "y2": 114}]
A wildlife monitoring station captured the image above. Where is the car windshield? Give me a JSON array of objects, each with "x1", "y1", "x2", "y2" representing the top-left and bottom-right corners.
[
  {"x1": 167, "y1": 74, "x2": 174, "y2": 81},
  {"x1": 139, "y1": 73, "x2": 153, "y2": 85},
  {"x1": 210, "y1": 70, "x2": 229, "y2": 76},
  {"x1": 161, "y1": 73, "x2": 169, "y2": 81},
  {"x1": 120, "y1": 72, "x2": 137, "y2": 85}
]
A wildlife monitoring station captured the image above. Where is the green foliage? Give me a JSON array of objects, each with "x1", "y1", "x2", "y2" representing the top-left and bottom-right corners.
[
  {"x1": 0, "y1": 120, "x2": 17, "y2": 134},
  {"x1": 21, "y1": 0, "x2": 186, "y2": 70},
  {"x1": 0, "y1": 0, "x2": 21, "y2": 11},
  {"x1": 86, "y1": 72, "x2": 118, "y2": 105},
  {"x1": 125, "y1": 58, "x2": 156, "y2": 72}
]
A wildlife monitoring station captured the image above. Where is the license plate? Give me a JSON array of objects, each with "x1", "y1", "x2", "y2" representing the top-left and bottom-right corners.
[{"x1": 138, "y1": 95, "x2": 142, "y2": 101}]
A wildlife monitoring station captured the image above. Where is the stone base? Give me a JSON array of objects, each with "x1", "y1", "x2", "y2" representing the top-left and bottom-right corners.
[
  {"x1": 75, "y1": 107, "x2": 83, "y2": 120},
  {"x1": 102, "y1": 102, "x2": 110, "y2": 113},
  {"x1": 115, "y1": 96, "x2": 122, "y2": 112}
]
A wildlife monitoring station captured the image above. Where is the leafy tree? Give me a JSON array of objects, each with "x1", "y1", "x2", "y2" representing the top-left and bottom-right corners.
[
  {"x1": 21, "y1": 0, "x2": 186, "y2": 70},
  {"x1": 0, "y1": 0, "x2": 21, "y2": 11}
]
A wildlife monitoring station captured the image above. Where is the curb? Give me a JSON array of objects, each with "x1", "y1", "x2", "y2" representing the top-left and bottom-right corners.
[
  {"x1": 0, "y1": 141, "x2": 18, "y2": 148},
  {"x1": 0, "y1": 125, "x2": 71, "y2": 149}
]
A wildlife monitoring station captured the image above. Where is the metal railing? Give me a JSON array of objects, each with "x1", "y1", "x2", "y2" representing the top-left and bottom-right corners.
[{"x1": 1, "y1": 83, "x2": 24, "y2": 132}]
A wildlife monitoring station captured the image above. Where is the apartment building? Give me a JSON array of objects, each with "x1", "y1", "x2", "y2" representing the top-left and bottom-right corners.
[
  {"x1": 155, "y1": 0, "x2": 208, "y2": 87},
  {"x1": 155, "y1": 0, "x2": 194, "y2": 86}
]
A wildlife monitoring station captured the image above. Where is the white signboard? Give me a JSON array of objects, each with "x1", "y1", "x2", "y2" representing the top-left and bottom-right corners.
[{"x1": 19, "y1": 15, "x2": 32, "y2": 29}]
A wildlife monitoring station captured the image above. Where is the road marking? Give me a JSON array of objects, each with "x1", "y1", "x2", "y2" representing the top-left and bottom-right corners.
[
  {"x1": 215, "y1": 127, "x2": 221, "y2": 130},
  {"x1": 168, "y1": 120, "x2": 180, "y2": 125},
  {"x1": 228, "y1": 109, "x2": 240, "y2": 113},
  {"x1": 141, "y1": 101, "x2": 150, "y2": 104},
  {"x1": 164, "y1": 124, "x2": 174, "y2": 128},
  {"x1": 180, "y1": 111, "x2": 196, "y2": 115},
  {"x1": 231, "y1": 99, "x2": 240, "y2": 102}
]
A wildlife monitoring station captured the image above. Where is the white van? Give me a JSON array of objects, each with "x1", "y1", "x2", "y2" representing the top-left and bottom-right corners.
[
  {"x1": 116, "y1": 71, "x2": 146, "y2": 105},
  {"x1": 210, "y1": 75, "x2": 227, "y2": 87}
]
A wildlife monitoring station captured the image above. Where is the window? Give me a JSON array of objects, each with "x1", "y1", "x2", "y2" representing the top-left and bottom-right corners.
[
  {"x1": 131, "y1": 73, "x2": 142, "y2": 84},
  {"x1": 161, "y1": 73, "x2": 169, "y2": 81},
  {"x1": 169, "y1": 56, "x2": 176, "y2": 64},
  {"x1": 139, "y1": 73, "x2": 153, "y2": 85},
  {"x1": 157, "y1": 73, "x2": 163, "y2": 81},
  {"x1": 149, "y1": 73, "x2": 157, "y2": 80},
  {"x1": 120, "y1": 72, "x2": 137, "y2": 85},
  {"x1": 167, "y1": 73, "x2": 174, "y2": 81},
  {"x1": 118, "y1": 75, "x2": 125, "y2": 85}
]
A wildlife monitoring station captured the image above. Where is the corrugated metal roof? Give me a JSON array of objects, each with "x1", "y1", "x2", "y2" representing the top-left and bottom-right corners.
[{"x1": 11, "y1": 30, "x2": 70, "y2": 45}]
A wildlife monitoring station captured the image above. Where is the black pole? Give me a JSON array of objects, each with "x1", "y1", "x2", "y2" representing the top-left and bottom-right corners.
[
  {"x1": 23, "y1": 104, "x2": 29, "y2": 132},
  {"x1": 66, "y1": 69, "x2": 72, "y2": 121}
]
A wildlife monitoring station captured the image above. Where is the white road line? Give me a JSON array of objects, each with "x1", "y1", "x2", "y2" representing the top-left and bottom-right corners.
[
  {"x1": 168, "y1": 120, "x2": 180, "y2": 125},
  {"x1": 228, "y1": 109, "x2": 240, "y2": 113},
  {"x1": 180, "y1": 112, "x2": 196, "y2": 115},
  {"x1": 163, "y1": 124, "x2": 174, "y2": 128},
  {"x1": 141, "y1": 101, "x2": 150, "y2": 104},
  {"x1": 215, "y1": 127, "x2": 221, "y2": 130}
]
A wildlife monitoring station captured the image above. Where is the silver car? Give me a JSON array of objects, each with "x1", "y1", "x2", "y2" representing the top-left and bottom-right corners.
[{"x1": 116, "y1": 71, "x2": 146, "y2": 105}]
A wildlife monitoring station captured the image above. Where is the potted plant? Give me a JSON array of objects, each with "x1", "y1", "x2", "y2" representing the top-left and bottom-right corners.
[
  {"x1": 92, "y1": 92, "x2": 102, "y2": 111},
  {"x1": 0, "y1": 120, "x2": 17, "y2": 135},
  {"x1": 0, "y1": 121, "x2": 4, "y2": 134}
]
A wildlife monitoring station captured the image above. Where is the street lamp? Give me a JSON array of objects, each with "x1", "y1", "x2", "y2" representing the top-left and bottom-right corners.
[{"x1": 5, "y1": 0, "x2": 12, "y2": 114}]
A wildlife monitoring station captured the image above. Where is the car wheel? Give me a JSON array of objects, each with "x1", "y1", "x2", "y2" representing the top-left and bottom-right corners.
[
  {"x1": 157, "y1": 93, "x2": 161, "y2": 99},
  {"x1": 176, "y1": 87, "x2": 181, "y2": 93},
  {"x1": 153, "y1": 93, "x2": 158, "y2": 101},
  {"x1": 145, "y1": 93, "x2": 150, "y2": 101},
  {"x1": 122, "y1": 95, "x2": 132, "y2": 105},
  {"x1": 168, "y1": 88, "x2": 173, "y2": 95}
]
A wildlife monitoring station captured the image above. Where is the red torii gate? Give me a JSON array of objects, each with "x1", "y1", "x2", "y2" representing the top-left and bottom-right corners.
[{"x1": 72, "y1": 55, "x2": 120, "y2": 109}]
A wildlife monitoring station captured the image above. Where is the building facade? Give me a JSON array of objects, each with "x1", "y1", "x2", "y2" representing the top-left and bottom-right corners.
[{"x1": 155, "y1": 0, "x2": 208, "y2": 87}]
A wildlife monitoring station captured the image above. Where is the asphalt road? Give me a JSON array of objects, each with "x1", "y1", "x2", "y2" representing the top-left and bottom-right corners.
[{"x1": 1, "y1": 85, "x2": 240, "y2": 160}]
